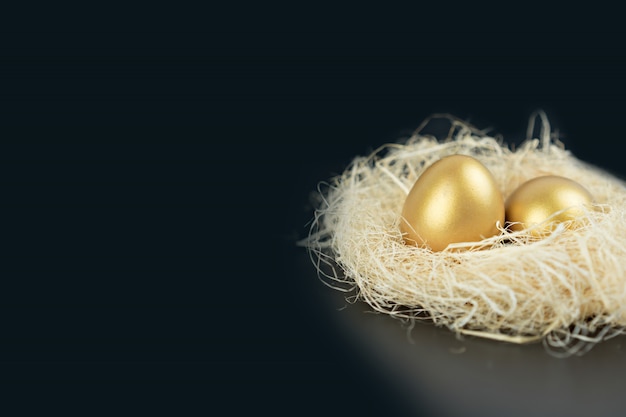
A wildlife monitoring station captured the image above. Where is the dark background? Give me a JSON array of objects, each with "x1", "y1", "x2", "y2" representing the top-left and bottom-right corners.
[{"x1": 1, "y1": 28, "x2": 626, "y2": 416}]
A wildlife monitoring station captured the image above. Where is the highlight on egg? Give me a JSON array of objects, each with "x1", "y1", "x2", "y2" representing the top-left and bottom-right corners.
[
  {"x1": 400, "y1": 154, "x2": 505, "y2": 251},
  {"x1": 505, "y1": 175, "x2": 593, "y2": 237}
]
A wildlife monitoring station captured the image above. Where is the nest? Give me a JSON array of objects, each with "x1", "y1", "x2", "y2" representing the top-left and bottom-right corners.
[{"x1": 301, "y1": 112, "x2": 626, "y2": 356}]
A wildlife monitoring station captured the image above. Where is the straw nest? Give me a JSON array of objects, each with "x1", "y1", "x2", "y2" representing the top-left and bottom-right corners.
[{"x1": 301, "y1": 112, "x2": 626, "y2": 356}]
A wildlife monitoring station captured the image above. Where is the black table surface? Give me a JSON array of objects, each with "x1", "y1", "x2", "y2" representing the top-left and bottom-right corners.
[{"x1": 288, "y1": 245, "x2": 626, "y2": 417}]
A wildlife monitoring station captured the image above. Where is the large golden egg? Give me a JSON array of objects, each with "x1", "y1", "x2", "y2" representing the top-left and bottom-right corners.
[
  {"x1": 400, "y1": 155, "x2": 505, "y2": 251},
  {"x1": 505, "y1": 175, "x2": 593, "y2": 236}
]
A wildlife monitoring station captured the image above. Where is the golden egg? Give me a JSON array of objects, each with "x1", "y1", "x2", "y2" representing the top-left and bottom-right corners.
[
  {"x1": 505, "y1": 175, "x2": 593, "y2": 236},
  {"x1": 400, "y1": 155, "x2": 505, "y2": 251}
]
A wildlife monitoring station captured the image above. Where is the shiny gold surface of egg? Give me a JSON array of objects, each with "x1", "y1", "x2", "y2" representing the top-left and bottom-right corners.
[
  {"x1": 505, "y1": 175, "x2": 593, "y2": 236},
  {"x1": 400, "y1": 155, "x2": 505, "y2": 251}
]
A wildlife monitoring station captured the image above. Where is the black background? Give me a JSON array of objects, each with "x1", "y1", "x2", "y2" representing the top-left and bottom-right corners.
[{"x1": 1, "y1": 26, "x2": 626, "y2": 416}]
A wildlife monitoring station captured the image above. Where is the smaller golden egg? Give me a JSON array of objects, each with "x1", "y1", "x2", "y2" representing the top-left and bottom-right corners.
[{"x1": 505, "y1": 175, "x2": 593, "y2": 236}]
